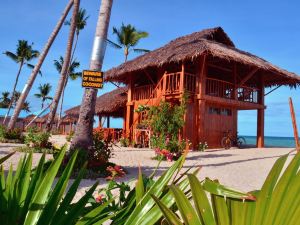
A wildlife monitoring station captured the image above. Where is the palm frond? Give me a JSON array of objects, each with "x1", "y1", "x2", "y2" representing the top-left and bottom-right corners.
[
  {"x1": 69, "y1": 72, "x2": 82, "y2": 80},
  {"x1": 133, "y1": 48, "x2": 150, "y2": 54},
  {"x1": 3, "y1": 51, "x2": 19, "y2": 62},
  {"x1": 26, "y1": 63, "x2": 42, "y2": 76},
  {"x1": 107, "y1": 39, "x2": 122, "y2": 49}
]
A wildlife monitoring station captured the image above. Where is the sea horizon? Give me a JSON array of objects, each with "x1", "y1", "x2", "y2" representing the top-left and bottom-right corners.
[{"x1": 240, "y1": 135, "x2": 296, "y2": 148}]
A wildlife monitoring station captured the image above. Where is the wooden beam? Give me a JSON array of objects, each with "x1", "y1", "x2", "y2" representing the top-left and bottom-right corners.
[
  {"x1": 239, "y1": 68, "x2": 259, "y2": 86},
  {"x1": 145, "y1": 70, "x2": 155, "y2": 85},
  {"x1": 264, "y1": 85, "x2": 282, "y2": 96},
  {"x1": 289, "y1": 97, "x2": 300, "y2": 151},
  {"x1": 207, "y1": 63, "x2": 232, "y2": 73},
  {"x1": 198, "y1": 55, "x2": 207, "y2": 97},
  {"x1": 256, "y1": 75, "x2": 265, "y2": 148},
  {"x1": 180, "y1": 62, "x2": 185, "y2": 93}
]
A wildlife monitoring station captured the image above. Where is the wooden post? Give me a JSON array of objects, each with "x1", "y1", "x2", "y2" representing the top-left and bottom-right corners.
[
  {"x1": 70, "y1": 122, "x2": 73, "y2": 134},
  {"x1": 180, "y1": 62, "x2": 185, "y2": 94},
  {"x1": 256, "y1": 74, "x2": 265, "y2": 148},
  {"x1": 125, "y1": 74, "x2": 133, "y2": 138},
  {"x1": 233, "y1": 62, "x2": 238, "y2": 100},
  {"x1": 98, "y1": 115, "x2": 102, "y2": 127},
  {"x1": 107, "y1": 116, "x2": 110, "y2": 128},
  {"x1": 289, "y1": 97, "x2": 300, "y2": 150},
  {"x1": 198, "y1": 55, "x2": 207, "y2": 144}
]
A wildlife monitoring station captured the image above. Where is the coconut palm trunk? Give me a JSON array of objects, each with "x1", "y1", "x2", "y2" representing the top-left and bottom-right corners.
[
  {"x1": 70, "y1": 0, "x2": 113, "y2": 150},
  {"x1": 45, "y1": 0, "x2": 80, "y2": 132},
  {"x1": 7, "y1": 0, "x2": 74, "y2": 130},
  {"x1": 57, "y1": 32, "x2": 79, "y2": 128},
  {"x1": 3, "y1": 61, "x2": 24, "y2": 124},
  {"x1": 57, "y1": 76, "x2": 69, "y2": 128}
]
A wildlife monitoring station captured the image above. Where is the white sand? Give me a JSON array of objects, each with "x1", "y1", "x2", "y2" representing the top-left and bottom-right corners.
[{"x1": 0, "y1": 140, "x2": 295, "y2": 202}]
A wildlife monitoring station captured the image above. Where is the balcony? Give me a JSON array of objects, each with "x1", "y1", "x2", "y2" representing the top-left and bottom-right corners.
[
  {"x1": 132, "y1": 72, "x2": 197, "y2": 101},
  {"x1": 206, "y1": 78, "x2": 258, "y2": 103},
  {"x1": 132, "y1": 73, "x2": 259, "y2": 104}
]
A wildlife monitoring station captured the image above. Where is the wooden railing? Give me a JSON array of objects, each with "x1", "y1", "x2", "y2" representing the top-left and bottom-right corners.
[
  {"x1": 206, "y1": 78, "x2": 258, "y2": 103},
  {"x1": 165, "y1": 72, "x2": 181, "y2": 94},
  {"x1": 133, "y1": 84, "x2": 156, "y2": 101},
  {"x1": 184, "y1": 72, "x2": 197, "y2": 93},
  {"x1": 206, "y1": 78, "x2": 234, "y2": 99},
  {"x1": 237, "y1": 86, "x2": 258, "y2": 103},
  {"x1": 132, "y1": 72, "x2": 197, "y2": 100}
]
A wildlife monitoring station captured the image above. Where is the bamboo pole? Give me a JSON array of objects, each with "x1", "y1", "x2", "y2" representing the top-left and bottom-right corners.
[{"x1": 289, "y1": 97, "x2": 300, "y2": 151}]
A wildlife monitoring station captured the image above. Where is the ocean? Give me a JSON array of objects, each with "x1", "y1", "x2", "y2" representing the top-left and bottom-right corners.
[{"x1": 242, "y1": 135, "x2": 296, "y2": 148}]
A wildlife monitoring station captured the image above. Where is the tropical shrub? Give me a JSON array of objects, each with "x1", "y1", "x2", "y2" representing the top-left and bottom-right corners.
[
  {"x1": 148, "y1": 96, "x2": 187, "y2": 160},
  {"x1": 153, "y1": 151, "x2": 300, "y2": 225},
  {"x1": 120, "y1": 137, "x2": 129, "y2": 147},
  {"x1": 24, "y1": 127, "x2": 52, "y2": 149},
  {"x1": 0, "y1": 125, "x2": 24, "y2": 143},
  {"x1": 66, "y1": 130, "x2": 74, "y2": 142},
  {"x1": 198, "y1": 141, "x2": 208, "y2": 151},
  {"x1": 0, "y1": 147, "x2": 114, "y2": 225}
]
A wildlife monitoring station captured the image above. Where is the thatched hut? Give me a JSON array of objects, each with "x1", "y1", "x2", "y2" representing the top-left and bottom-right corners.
[
  {"x1": 65, "y1": 87, "x2": 127, "y2": 128},
  {"x1": 104, "y1": 27, "x2": 300, "y2": 148}
]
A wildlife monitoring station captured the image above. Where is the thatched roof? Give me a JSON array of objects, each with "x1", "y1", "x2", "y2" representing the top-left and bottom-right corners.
[
  {"x1": 105, "y1": 27, "x2": 300, "y2": 86},
  {"x1": 65, "y1": 87, "x2": 127, "y2": 118}
]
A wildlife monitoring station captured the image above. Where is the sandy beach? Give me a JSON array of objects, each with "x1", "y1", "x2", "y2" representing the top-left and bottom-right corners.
[{"x1": 0, "y1": 138, "x2": 295, "y2": 202}]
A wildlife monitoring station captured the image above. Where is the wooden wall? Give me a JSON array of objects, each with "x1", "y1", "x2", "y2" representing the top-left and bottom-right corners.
[{"x1": 202, "y1": 104, "x2": 237, "y2": 148}]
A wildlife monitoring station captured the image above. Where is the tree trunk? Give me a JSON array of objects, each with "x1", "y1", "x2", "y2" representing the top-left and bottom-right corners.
[
  {"x1": 70, "y1": 0, "x2": 113, "y2": 150},
  {"x1": 57, "y1": 76, "x2": 68, "y2": 128},
  {"x1": 57, "y1": 33, "x2": 79, "y2": 128},
  {"x1": 45, "y1": 0, "x2": 80, "y2": 132},
  {"x1": 7, "y1": 0, "x2": 73, "y2": 130},
  {"x1": 3, "y1": 61, "x2": 24, "y2": 125}
]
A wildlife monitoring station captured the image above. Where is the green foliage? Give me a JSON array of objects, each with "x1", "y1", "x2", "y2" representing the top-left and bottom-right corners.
[
  {"x1": 148, "y1": 96, "x2": 187, "y2": 158},
  {"x1": 24, "y1": 127, "x2": 52, "y2": 149},
  {"x1": 66, "y1": 130, "x2": 74, "y2": 142},
  {"x1": 107, "y1": 23, "x2": 149, "y2": 61},
  {"x1": 120, "y1": 137, "x2": 129, "y2": 147},
  {"x1": 0, "y1": 125, "x2": 24, "y2": 143},
  {"x1": 153, "y1": 152, "x2": 300, "y2": 225},
  {"x1": 0, "y1": 147, "x2": 113, "y2": 225},
  {"x1": 198, "y1": 141, "x2": 208, "y2": 151}
]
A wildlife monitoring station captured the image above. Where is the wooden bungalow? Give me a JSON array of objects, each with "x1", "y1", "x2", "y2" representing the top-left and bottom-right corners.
[
  {"x1": 104, "y1": 27, "x2": 300, "y2": 148},
  {"x1": 65, "y1": 87, "x2": 127, "y2": 140}
]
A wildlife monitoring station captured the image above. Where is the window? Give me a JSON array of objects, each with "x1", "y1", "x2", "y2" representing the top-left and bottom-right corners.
[{"x1": 209, "y1": 107, "x2": 232, "y2": 116}]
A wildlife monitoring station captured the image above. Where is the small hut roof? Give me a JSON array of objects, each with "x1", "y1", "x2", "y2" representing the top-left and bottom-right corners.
[
  {"x1": 34, "y1": 113, "x2": 59, "y2": 123},
  {"x1": 65, "y1": 87, "x2": 127, "y2": 118},
  {"x1": 104, "y1": 27, "x2": 300, "y2": 87},
  {"x1": 23, "y1": 114, "x2": 36, "y2": 123}
]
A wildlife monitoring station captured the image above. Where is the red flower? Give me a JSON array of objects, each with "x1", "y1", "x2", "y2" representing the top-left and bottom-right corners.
[{"x1": 95, "y1": 194, "x2": 103, "y2": 203}]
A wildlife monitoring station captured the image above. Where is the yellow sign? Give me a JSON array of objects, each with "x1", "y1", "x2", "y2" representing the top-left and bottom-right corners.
[{"x1": 82, "y1": 70, "x2": 103, "y2": 89}]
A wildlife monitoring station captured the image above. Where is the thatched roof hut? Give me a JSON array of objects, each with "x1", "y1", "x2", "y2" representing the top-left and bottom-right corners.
[
  {"x1": 104, "y1": 27, "x2": 300, "y2": 87},
  {"x1": 65, "y1": 87, "x2": 127, "y2": 118}
]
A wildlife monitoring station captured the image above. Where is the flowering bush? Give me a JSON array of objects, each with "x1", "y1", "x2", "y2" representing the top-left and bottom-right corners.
[
  {"x1": 119, "y1": 137, "x2": 129, "y2": 147},
  {"x1": 198, "y1": 142, "x2": 208, "y2": 151},
  {"x1": 106, "y1": 165, "x2": 126, "y2": 180},
  {"x1": 148, "y1": 96, "x2": 188, "y2": 161}
]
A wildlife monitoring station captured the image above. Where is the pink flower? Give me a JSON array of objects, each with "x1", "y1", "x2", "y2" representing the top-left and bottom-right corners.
[{"x1": 95, "y1": 194, "x2": 103, "y2": 203}]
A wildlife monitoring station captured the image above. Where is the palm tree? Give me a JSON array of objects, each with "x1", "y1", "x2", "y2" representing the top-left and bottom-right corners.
[
  {"x1": 54, "y1": 56, "x2": 81, "y2": 124},
  {"x1": 0, "y1": 92, "x2": 11, "y2": 108},
  {"x1": 71, "y1": 0, "x2": 113, "y2": 150},
  {"x1": 107, "y1": 23, "x2": 149, "y2": 62},
  {"x1": 22, "y1": 101, "x2": 31, "y2": 113},
  {"x1": 65, "y1": 8, "x2": 89, "y2": 62},
  {"x1": 34, "y1": 83, "x2": 53, "y2": 109},
  {"x1": 7, "y1": 0, "x2": 74, "y2": 130},
  {"x1": 45, "y1": 0, "x2": 80, "y2": 132},
  {"x1": 3, "y1": 40, "x2": 39, "y2": 124},
  {"x1": 9, "y1": 91, "x2": 31, "y2": 112}
]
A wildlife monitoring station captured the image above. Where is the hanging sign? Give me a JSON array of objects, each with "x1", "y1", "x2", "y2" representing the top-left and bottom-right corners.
[{"x1": 82, "y1": 70, "x2": 103, "y2": 89}]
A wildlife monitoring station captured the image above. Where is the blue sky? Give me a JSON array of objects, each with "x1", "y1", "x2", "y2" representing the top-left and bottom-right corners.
[{"x1": 1, "y1": 0, "x2": 300, "y2": 137}]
